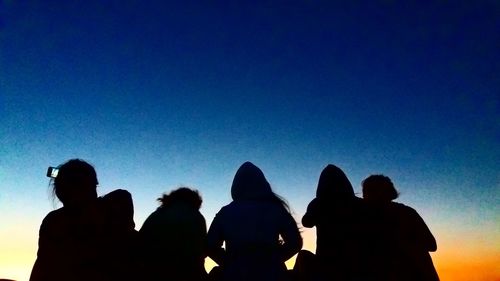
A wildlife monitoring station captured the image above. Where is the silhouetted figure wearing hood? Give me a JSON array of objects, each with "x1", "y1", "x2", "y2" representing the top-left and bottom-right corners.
[
  {"x1": 302, "y1": 164, "x2": 365, "y2": 281},
  {"x1": 30, "y1": 159, "x2": 138, "y2": 281},
  {"x1": 362, "y1": 175, "x2": 439, "y2": 281},
  {"x1": 207, "y1": 162, "x2": 302, "y2": 281},
  {"x1": 139, "y1": 187, "x2": 207, "y2": 281}
]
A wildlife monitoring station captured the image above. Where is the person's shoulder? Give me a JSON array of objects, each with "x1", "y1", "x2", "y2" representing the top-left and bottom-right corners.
[
  {"x1": 144, "y1": 206, "x2": 163, "y2": 220},
  {"x1": 214, "y1": 202, "x2": 235, "y2": 218},
  {"x1": 218, "y1": 202, "x2": 234, "y2": 212},
  {"x1": 392, "y1": 201, "x2": 413, "y2": 210},
  {"x1": 43, "y1": 207, "x2": 66, "y2": 222},
  {"x1": 391, "y1": 201, "x2": 419, "y2": 215},
  {"x1": 39, "y1": 207, "x2": 67, "y2": 232}
]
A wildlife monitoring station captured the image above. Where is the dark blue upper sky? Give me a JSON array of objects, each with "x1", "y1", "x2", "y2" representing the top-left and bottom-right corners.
[{"x1": 0, "y1": 0, "x2": 498, "y2": 235}]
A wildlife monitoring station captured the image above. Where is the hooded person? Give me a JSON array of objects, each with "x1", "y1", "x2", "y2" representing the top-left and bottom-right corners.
[
  {"x1": 207, "y1": 162, "x2": 302, "y2": 281},
  {"x1": 301, "y1": 164, "x2": 366, "y2": 281}
]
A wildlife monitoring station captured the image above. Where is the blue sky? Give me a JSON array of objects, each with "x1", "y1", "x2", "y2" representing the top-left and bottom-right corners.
[{"x1": 0, "y1": 1, "x2": 499, "y2": 280}]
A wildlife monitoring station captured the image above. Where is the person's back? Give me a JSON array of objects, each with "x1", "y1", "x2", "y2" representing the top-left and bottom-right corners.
[
  {"x1": 362, "y1": 199, "x2": 399, "y2": 281},
  {"x1": 302, "y1": 164, "x2": 366, "y2": 281},
  {"x1": 30, "y1": 159, "x2": 138, "y2": 281},
  {"x1": 215, "y1": 200, "x2": 295, "y2": 262},
  {"x1": 207, "y1": 162, "x2": 302, "y2": 281},
  {"x1": 362, "y1": 175, "x2": 439, "y2": 281},
  {"x1": 307, "y1": 198, "x2": 364, "y2": 262},
  {"x1": 139, "y1": 188, "x2": 207, "y2": 281},
  {"x1": 209, "y1": 202, "x2": 301, "y2": 281},
  {"x1": 392, "y1": 202, "x2": 439, "y2": 281},
  {"x1": 30, "y1": 159, "x2": 104, "y2": 281},
  {"x1": 100, "y1": 189, "x2": 139, "y2": 281},
  {"x1": 31, "y1": 206, "x2": 106, "y2": 281}
]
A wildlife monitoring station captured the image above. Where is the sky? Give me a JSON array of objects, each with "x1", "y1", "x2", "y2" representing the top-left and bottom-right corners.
[{"x1": 0, "y1": 1, "x2": 499, "y2": 280}]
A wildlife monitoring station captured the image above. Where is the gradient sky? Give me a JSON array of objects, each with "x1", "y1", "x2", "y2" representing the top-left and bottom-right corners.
[{"x1": 1, "y1": 1, "x2": 499, "y2": 280}]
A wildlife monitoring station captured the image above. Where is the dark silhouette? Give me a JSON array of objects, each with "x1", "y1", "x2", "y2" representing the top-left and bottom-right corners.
[
  {"x1": 139, "y1": 187, "x2": 207, "y2": 281},
  {"x1": 362, "y1": 175, "x2": 439, "y2": 281},
  {"x1": 288, "y1": 249, "x2": 317, "y2": 281},
  {"x1": 100, "y1": 189, "x2": 140, "y2": 281},
  {"x1": 206, "y1": 266, "x2": 223, "y2": 281},
  {"x1": 207, "y1": 162, "x2": 302, "y2": 281},
  {"x1": 301, "y1": 164, "x2": 366, "y2": 281},
  {"x1": 29, "y1": 159, "x2": 138, "y2": 281}
]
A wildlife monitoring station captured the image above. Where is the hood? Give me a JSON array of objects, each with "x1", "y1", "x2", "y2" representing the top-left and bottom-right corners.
[
  {"x1": 316, "y1": 164, "x2": 355, "y2": 199},
  {"x1": 231, "y1": 162, "x2": 273, "y2": 201}
]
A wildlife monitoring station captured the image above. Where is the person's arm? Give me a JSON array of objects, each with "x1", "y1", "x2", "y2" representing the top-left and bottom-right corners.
[
  {"x1": 206, "y1": 211, "x2": 226, "y2": 266},
  {"x1": 195, "y1": 211, "x2": 208, "y2": 260},
  {"x1": 279, "y1": 210, "x2": 303, "y2": 262},
  {"x1": 399, "y1": 205, "x2": 437, "y2": 252},
  {"x1": 301, "y1": 198, "x2": 318, "y2": 228},
  {"x1": 410, "y1": 208, "x2": 437, "y2": 252}
]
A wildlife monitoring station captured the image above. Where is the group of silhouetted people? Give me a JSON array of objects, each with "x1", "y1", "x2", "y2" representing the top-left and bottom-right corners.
[
  {"x1": 29, "y1": 159, "x2": 439, "y2": 281},
  {"x1": 297, "y1": 165, "x2": 439, "y2": 281}
]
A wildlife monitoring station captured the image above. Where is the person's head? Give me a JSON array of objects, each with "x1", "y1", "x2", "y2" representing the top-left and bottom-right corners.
[
  {"x1": 362, "y1": 174, "x2": 399, "y2": 202},
  {"x1": 316, "y1": 164, "x2": 355, "y2": 200},
  {"x1": 52, "y1": 159, "x2": 98, "y2": 208},
  {"x1": 158, "y1": 187, "x2": 202, "y2": 210},
  {"x1": 103, "y1": 189, "x2": 135, "y2": 230},
  {"x1": 231, "y1": 161, "x2": 290, "y2": 211}
]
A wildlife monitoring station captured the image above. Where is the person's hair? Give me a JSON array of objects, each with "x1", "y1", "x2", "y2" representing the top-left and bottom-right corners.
[
  {"x1": 51, "y1": 159, "x2": 98, "y2": 206},
  {"x1": 316, "y1": 164, "x2": 355, "y2": 200},
  {"x1": 231, "y1": 161, "x2": 291, "y2": 213},
  {"x1": 158, "y1": 187, "x2": 202, "y2": 209},
  {"x1": 362, "y1": 174, "x2": 399, "y2": 201}
]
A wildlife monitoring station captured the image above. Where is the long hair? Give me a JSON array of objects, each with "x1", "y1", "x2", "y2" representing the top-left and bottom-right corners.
[{"x1": 231, "y1": 162, "x2": 291, "y2": 212}]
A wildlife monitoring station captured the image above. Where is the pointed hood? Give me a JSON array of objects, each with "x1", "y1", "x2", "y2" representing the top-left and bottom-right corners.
[
  {"x1": 316, "y1": 164, "x2": 355, "y2": 199},
  {"x1": 231, "y1": 162, "x2": 273, "y2": 201}
]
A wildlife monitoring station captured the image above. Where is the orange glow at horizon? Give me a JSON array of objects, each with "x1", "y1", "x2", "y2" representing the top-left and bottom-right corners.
[{"x1": 433, "y1": 252, "x2": 500, "y2": 281}]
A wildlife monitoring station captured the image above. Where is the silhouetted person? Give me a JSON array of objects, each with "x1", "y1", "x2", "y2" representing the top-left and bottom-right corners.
[
  {"x1": 302, "y1": 164, "x2": 366, "y2": 281},
  {"x1": 207, "y1": 162, "x2": 302, "y2": 281},
  {"x1": 100, "y1": 189, "x2": 140, "y2": 281},
  {"x1": 362, "y1": 175, "x2": 439, "y2": 281},
  {"x1": 139, "y1": 187, "x2": 207, "y2": 281},
  {"x1": 29, "y1": 159, "x2": 138, "y2": 281}
]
